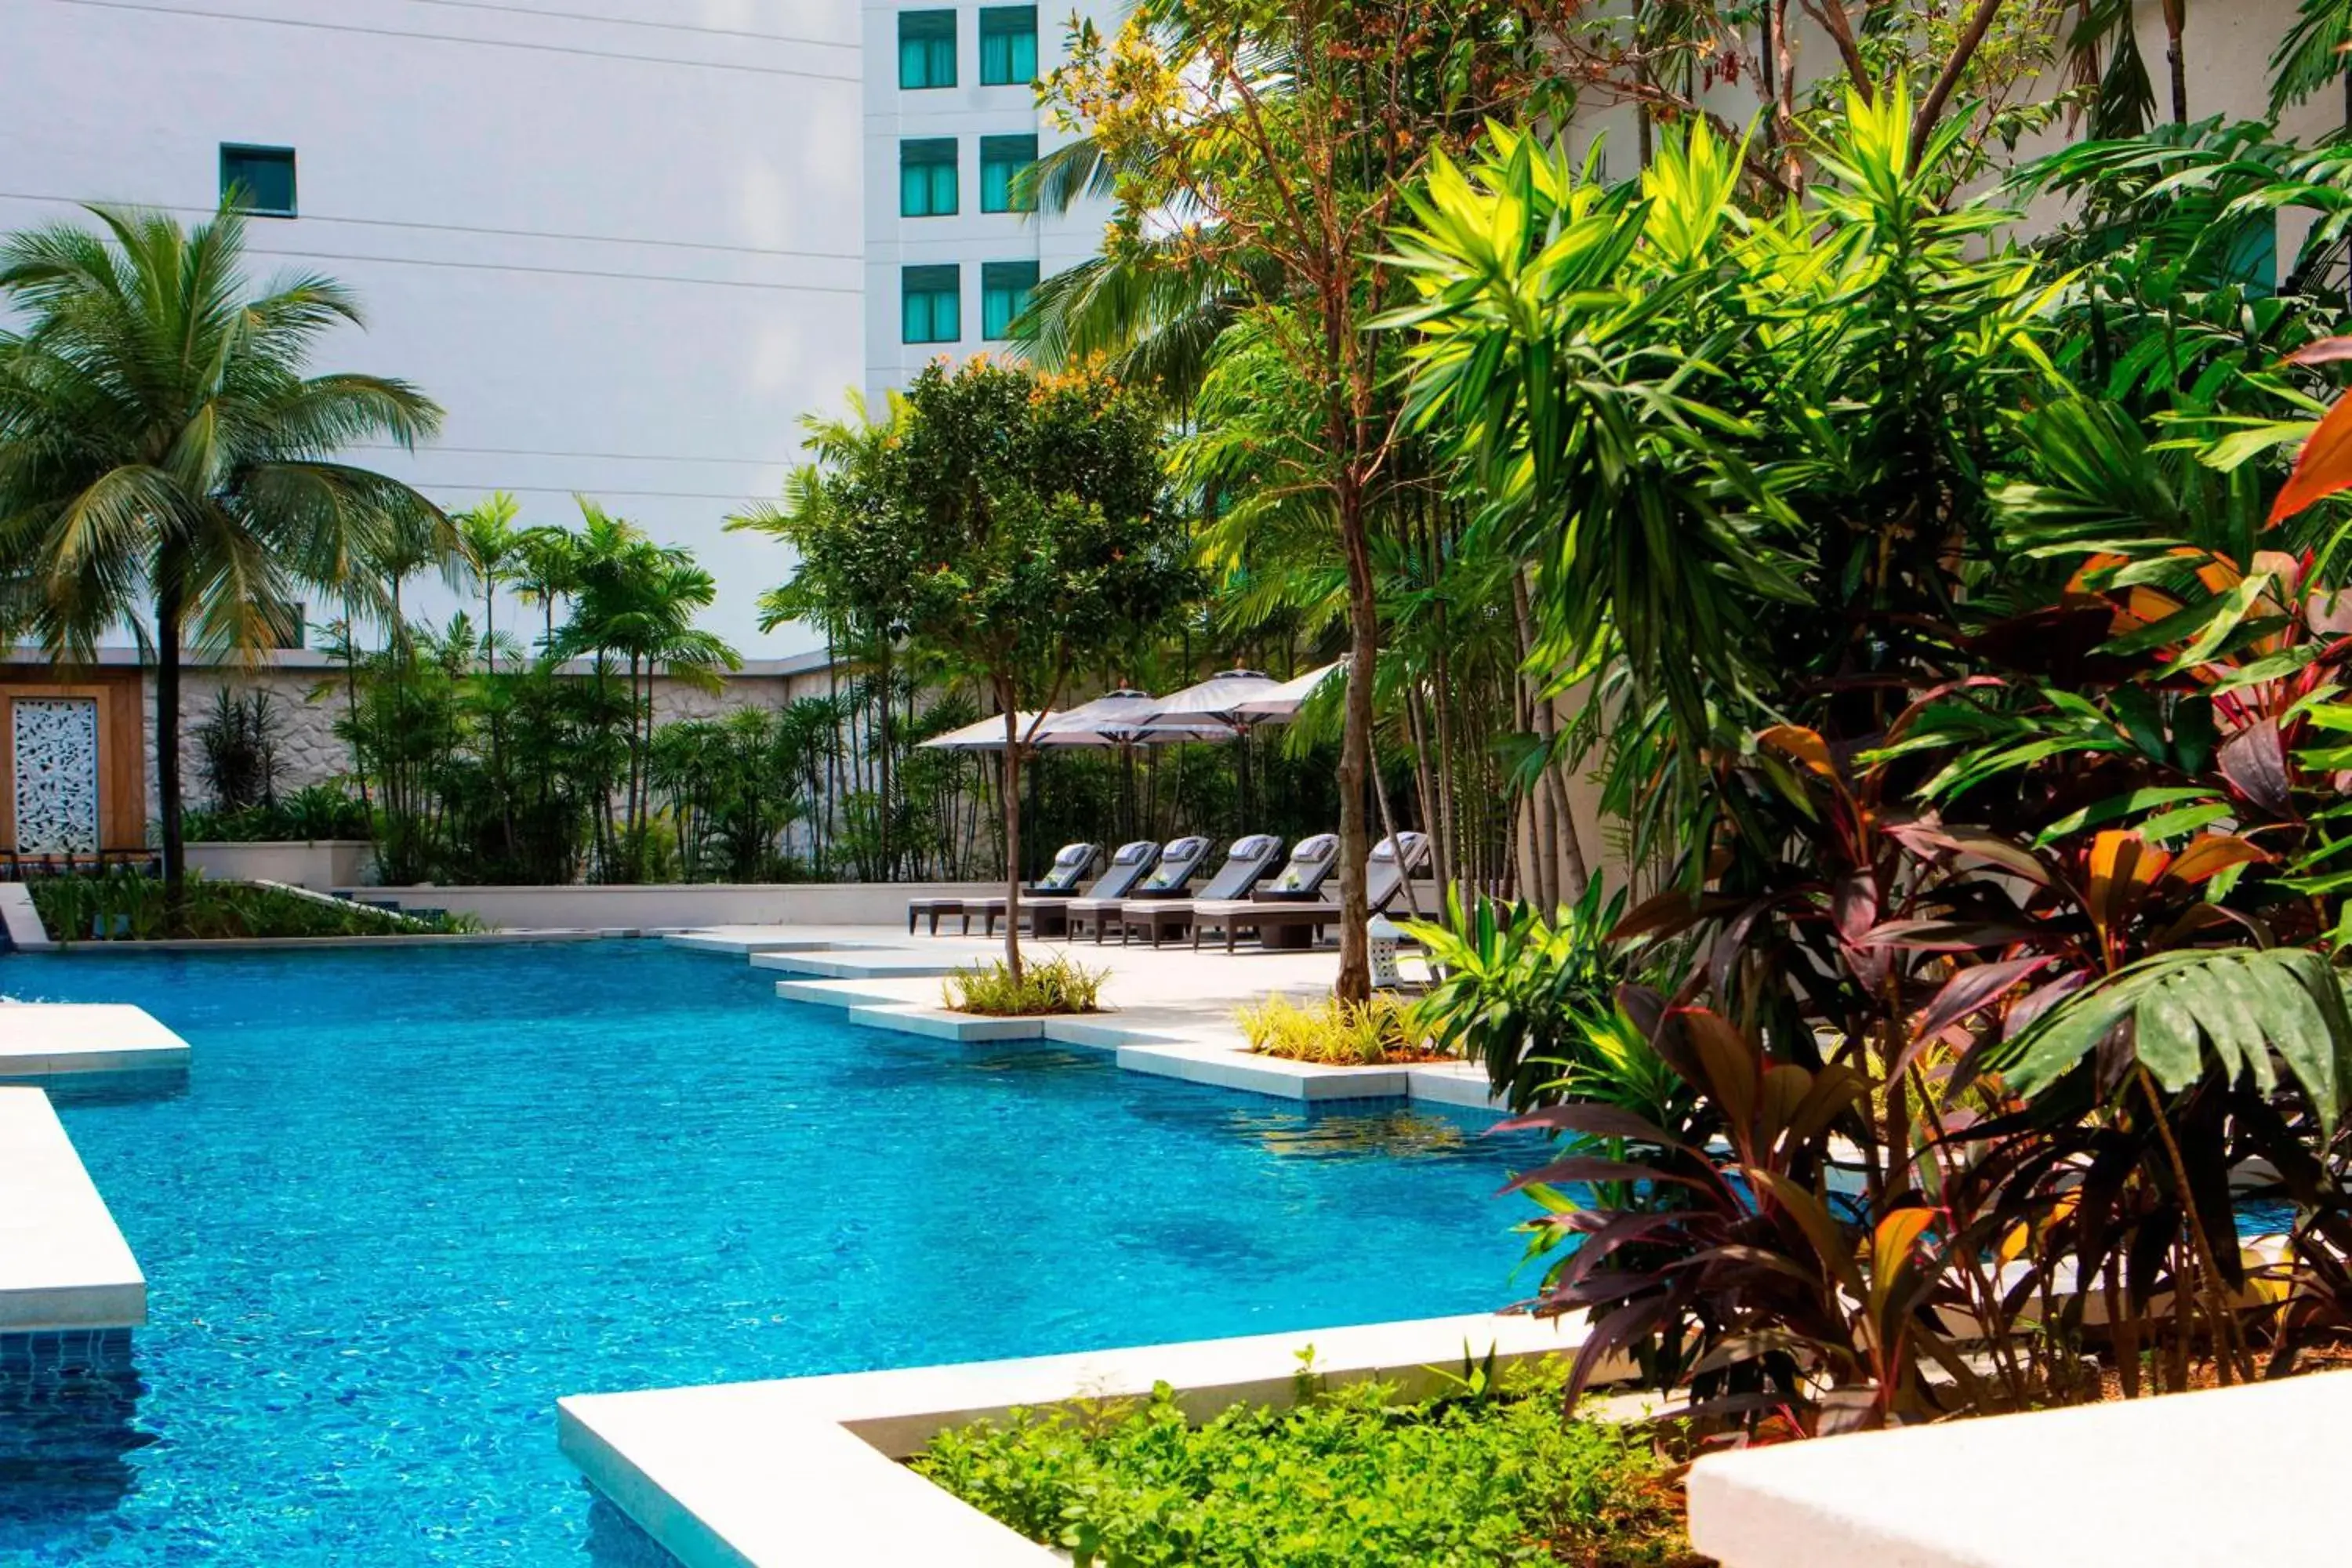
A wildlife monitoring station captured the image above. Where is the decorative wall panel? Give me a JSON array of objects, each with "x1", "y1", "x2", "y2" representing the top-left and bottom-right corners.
[{"x1": 10, "y1": 696, "x2": 101, "y2": 853}]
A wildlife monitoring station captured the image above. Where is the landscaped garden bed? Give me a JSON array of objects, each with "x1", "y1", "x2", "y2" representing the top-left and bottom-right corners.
[
  {"x1": 944, "y1": 955, "x2": 1109, "y2": 1016},
  {"x1": 27, "y1": 869, "x2": 479, "y2": 942},
  {"x1": 914, "y1": 1359, "x2": 1695, "y2": 1568}
]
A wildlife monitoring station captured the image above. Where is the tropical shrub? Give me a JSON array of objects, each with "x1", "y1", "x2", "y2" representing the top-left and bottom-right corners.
[
  {"x1": 913, "y1": 1360, "x2": 1692, "y2": 1568},
  {"x1": 1237, "y1": 993, "x2": 1428, "y2": 1065},
  {"x1": 27, "y1": 869, "x2": 479, "y2": 942},
  {"x1": 945, "y1": 954, "x2": 1109, "y2": 1016},
  {"x1": 181, "y1": 784, "x2": 371, "y2": 844},
  {"x1": 191, "y1": 688, "x2": 288, "y2": 812}
]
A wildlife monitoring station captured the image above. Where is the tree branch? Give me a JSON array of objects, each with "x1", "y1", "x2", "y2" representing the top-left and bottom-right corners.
[
  {"x1": 1798, "y1": 0, "x2": 1875, "y2": 102},
  {"x1": 1910, "y1": 0, "x2": 2010, "y2": 169}
]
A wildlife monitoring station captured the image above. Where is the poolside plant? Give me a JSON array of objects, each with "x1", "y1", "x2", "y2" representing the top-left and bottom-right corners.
[
  {"x1": 1236, "y1": 993, "x2": 1427, "y2": 1066},
  {"x1": 0, "y1": 201, "x2": 448, "y2": 916},
  {"x1": 913, "y1": 1360, "x2": 1693, "y2": 1568},
  {"x1": 946, "y1": 954, "x2": 1109, "y2": 1016},
  {"x1": 735, "y1": 360, "x2": 1197, "y2": 980},
  {"x1": 28, "y1": 869, "x2": 479, "y2": 942},
  {"x1": 1382, "y1": 88, "x2": 2352, "y2": 1433}
]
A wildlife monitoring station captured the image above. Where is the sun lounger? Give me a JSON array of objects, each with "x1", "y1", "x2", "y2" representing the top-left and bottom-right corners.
[
  {"x1": 1065, "y1": 835, "x2": 1210, "y2": 942},
  {"x1": 1186, "y1": 833, "x2": 1337, "y2": 947},
  {"x1": 976, "y1": 840, "x2": 1161, "y2": 938},
  {"x1": 910, "y1": 842, "x2": 1097, "y2": 935},
  {"x1": 1117, "y1": 833, "x2": 1286, "y2": 947},
  {"x1": 1191, "y1": 831, "x2": 1431, "y2": 952}
]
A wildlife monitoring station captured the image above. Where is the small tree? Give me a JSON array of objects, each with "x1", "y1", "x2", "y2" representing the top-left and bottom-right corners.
[{"x1": 759, "y1": 360, "x2": 1196, "y2": 975}]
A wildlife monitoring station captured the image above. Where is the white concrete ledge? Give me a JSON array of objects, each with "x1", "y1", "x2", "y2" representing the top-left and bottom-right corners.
[
  {"x1": 844, "y1": 1005, "x2": 1045, "y2": 1042},
  {"x1": 561, "y1": 1310, "x2": 1597, "y2": 1568},
  {"x1": 0, "y1": 883, "x2": 55, "y2": 951},
  {"x1": 0, "y1": 1004, "x2": 191, "y2": 1079},
  {"x1": 0, "y1": 1087, "x2": 146, "y2": 1331},
  {"x1": 1690, "y1": 1369, "x2": 2352, "y2": 1567}
]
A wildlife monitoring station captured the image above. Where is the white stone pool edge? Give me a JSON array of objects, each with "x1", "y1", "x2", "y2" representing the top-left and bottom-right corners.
[{"x1": 559, "y1": 1308, "x2": 1606, "y2": 1568}]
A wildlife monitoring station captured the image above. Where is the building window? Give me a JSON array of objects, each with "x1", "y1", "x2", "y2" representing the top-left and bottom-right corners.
[
  {"x1": 979, "y1": 134, "x2": 1037, "y2": 214},
  {"x1": 903, "y1": 264, "x2": 961, "y2": 343},
  {"x1": 898, "y1": 10, "x2": 956, "y2": 89},
  {"x1": 220, "y1": 144, "x2": 296, "y2": 217},
  {"x1": 900, "y1": 139, "x2": 959, "y2": 218},
  {"x1": 978, "y1": 6, "x2": 1037, "y2": 85},
  {"x1": 982, "y1": 260, "x2": 1040, "y2": 340}
]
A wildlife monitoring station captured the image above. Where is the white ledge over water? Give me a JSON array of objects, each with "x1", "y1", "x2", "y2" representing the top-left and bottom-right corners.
[
  {"x1": 0, "y1": 1087, "x2": 146, "y2": 1332},
  {"x1": 0, "y1": 1003, "x2": 192, "y2": 1079},
  {"x1": 1690, "y1": 1367, "x2": 2352, "y2": 1568},
  {"x1": 561, "y1": 1311, "x2": 1592, "y2": 1568}
]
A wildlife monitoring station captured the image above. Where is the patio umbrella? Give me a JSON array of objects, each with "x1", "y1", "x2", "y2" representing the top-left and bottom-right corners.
[
  {"x1": 1232, "y1": 661, "x2": 1342, "y2": 720},
  {"x1": 1139, "y1": 670, "x2": 1293, "y2": 826},
  {"x1": 916, "y1": 711, "x2": 1058, "y2": 751},
  {"x1": 1034, "y1": 690, "x2": 1229, "y2": 842}
]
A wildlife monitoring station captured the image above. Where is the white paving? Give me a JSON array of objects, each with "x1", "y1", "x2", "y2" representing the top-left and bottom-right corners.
[
  {"x1": 0, "y1": 1087, "x2": 146, "y2": 1331},
  {"x1": 0, "y1": 1003, "x2": 192, "y2": 1079}
]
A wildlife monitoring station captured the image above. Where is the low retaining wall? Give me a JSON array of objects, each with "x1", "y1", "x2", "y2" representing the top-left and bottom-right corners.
[
  {"x1": 343, "y1": 881, "x2": 1001, "y2": 929},
  {"x1": 187, "y1": 840, "x2": 374, "y2": 892}
]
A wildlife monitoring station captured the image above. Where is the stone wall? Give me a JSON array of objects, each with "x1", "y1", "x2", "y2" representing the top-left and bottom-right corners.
[{"x1": 101, "y1": 652, "x2": 837, "y2": 817}]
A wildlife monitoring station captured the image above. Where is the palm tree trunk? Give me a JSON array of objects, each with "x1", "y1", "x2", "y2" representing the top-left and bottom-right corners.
[
  {"x1": 2163, "y1": 0, "x2": 2187, "y2": 123},
  {"x1": 1334, "y1": 476, "x2": 1380, "y2": 1004},
  {"x1": 1000, "y1": 700, "x2": 1025, "y2": 980},
  {"x1": 155, "y1": 577, "x2": 187, "y2": 927}
]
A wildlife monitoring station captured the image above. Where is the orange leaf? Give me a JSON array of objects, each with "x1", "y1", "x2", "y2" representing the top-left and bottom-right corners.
[
  {"x1": 2270, "y1": 391, "x2": 2352, "y2": 523},
  {"x1": 1760, "y1": 725, "x2": 1835, "y2": 779},
  {"x1": 2163, "y1": 834, "x2": 2270, "y2": 885}
]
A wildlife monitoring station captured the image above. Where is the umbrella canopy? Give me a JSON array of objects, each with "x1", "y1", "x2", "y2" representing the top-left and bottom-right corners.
[
  {"x1": 916, "y1": 710, "x2": 1059, "y2": 751},
  {"x1": 1232, "y1": 661, "x2": 1342, "y2": 720},
  {"x1": 1035, "y1": 690, "x2": 1232, "y2": 749},
  {"x1": 1138, "y1": 670, "x2": 1288, "y2": 730}
]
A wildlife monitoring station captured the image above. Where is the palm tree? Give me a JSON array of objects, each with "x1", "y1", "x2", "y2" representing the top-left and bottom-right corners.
[
  {"x1": 0, "y1": 203, "x2": 445, "y2": 913},
  {"x1": 514, "y1": 522, "x2": 580, "y2": 657},
  {"x1": 456, "y1": 491, "x2": 524, "y2": 673},
  {"x1": 561, "y1": 500, "x2": 739, "y2": 879}
]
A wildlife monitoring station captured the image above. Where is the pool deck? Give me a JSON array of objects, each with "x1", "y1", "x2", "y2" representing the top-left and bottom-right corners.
[
  {"x1": 673, "y1": 924, "x2": 1504, "y2": 1110},
  {"x1": 0, "y1": 1087, "x2": 146, "y2": 1332},
  {"x1": 0, "y1": 1002, "x2": 192, "y2": 1079},
  {"x1": 560, "y1": 1309, "x2": 1596, "y2": 1568}
]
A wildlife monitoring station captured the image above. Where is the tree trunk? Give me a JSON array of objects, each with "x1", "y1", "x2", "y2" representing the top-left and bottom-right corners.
[
  {"x1": 1000, "y1": 702, "x2": 1025, "y2": 980},
  {"x1": 2163, "y1": 0, "x2": 2187, "y2": 124},
  {"x1": 1334, "y1": 480, "x2": 1380, "y2": 1004},
  {"x1": 155, "y1": 577, "x2": 187, "y2": 927}
]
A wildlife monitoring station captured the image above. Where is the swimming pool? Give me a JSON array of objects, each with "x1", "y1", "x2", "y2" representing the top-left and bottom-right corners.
[{"x1": 0, "y1": 942, "x2": 1541, "y2": 1564}]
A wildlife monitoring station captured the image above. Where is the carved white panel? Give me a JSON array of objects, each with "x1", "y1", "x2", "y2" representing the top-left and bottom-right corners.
[{"x1": 11, "y1": 697, "x2": 101, "y2": 854}]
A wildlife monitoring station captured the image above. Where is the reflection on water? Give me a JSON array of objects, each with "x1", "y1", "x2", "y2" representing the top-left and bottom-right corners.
[
  {"x1": 1233, "y1": 1105, "x2": 1486, "y2": 1160},
  {"x1": 0, "y1": 1333, "x2": 154, "y2": 1528},
  {"x1": 579, "y1": 1490, "x2": 675, "y2": 1566},
  {"x1": 10, "y1": 1072, "x2": 189, "y2": 1109}
]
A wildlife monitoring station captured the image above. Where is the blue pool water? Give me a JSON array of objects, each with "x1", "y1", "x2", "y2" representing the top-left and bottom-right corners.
[{"x1": 0, "y1": 942, "x2": 1541, "y2": 1564}]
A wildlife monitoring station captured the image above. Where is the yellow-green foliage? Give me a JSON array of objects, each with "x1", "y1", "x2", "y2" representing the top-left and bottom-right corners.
[
  {"x1": 946, "y1": 955, "x2": 1109, "y2": 1016},
  {"x1": 1238, "y1": 993, "x2": 1426, "y2": 1065}
]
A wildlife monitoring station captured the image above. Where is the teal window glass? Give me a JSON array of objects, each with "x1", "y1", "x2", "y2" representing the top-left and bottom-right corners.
[
  {"x1": 979, "y1": 134, "x2": 1037, "y2": 213},
  {"x1": 982, "y1": 260, "x2": 1040, "y2": 340},
  {"x1": 898, "y1": 10, "x2": 956, "y2": 89},
  {"x1": 978, "y1": 6, "x2": 1037, "y2": 85},
  {"x1": 220, "y1": 144, "x2": 296, "y2": 217},
  {"x1": 899, "y1": 138, "x2": 959, "y2": 217},
  {"x1": 903, "y1": 264, "x2": 962, "y2": 343}
]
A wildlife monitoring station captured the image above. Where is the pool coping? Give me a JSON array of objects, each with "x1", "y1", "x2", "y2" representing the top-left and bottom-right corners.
[
  {"x1": 0, "y1": 1003, "x2": 191, "y2": 1080},
  {"x1": 0, "y1": 1087, "x2": 147, "y2": 1333},
  {"x1": 735, "y1": 943, "x2": 1511, "y2": 1112},
  {"x1": 559, "y1": 1308, "x2": 1605, "y2": 1568}
]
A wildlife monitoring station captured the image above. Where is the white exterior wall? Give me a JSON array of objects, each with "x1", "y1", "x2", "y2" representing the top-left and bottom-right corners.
[
  {"x1": 0, "y1": 0, "x2": 867, "y2": 657},
  {"x1": 862, "y1": 0, "x2": 1116, "y2": 403}
]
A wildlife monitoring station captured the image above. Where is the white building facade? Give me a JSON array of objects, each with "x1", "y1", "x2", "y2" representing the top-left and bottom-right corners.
[
  {"x1": 0, "y1": 0, "x2": 869, "y2": 657},
  {"x1": 859, "y1": 0, "x2": 1113, "y2": 403}
]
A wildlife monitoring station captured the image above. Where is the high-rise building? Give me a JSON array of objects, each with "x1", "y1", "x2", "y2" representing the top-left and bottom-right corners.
[
  {"x1": 861, "y1": 0, "x2": 1115, "y2": 405},
  {"x1": 0, "y1": 0, "x2": 868, "y2": 655}
]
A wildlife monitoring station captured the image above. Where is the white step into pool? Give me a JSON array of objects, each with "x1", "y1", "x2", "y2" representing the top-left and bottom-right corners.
[
  {"x1": 0, "y1": 1087, "x2": 146, "y2": 1332},
  {"x1": 0, "y1": 1003, "x2": 192, "y2": 1079}
]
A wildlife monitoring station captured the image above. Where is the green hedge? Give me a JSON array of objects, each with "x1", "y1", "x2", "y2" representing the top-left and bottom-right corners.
[
  {"x1": 914, "y1": 1360, "x2": 1693, "y2": 1567},
  {"x1": 27, "y1": 869, "x2": 478, "y2": 942}
]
